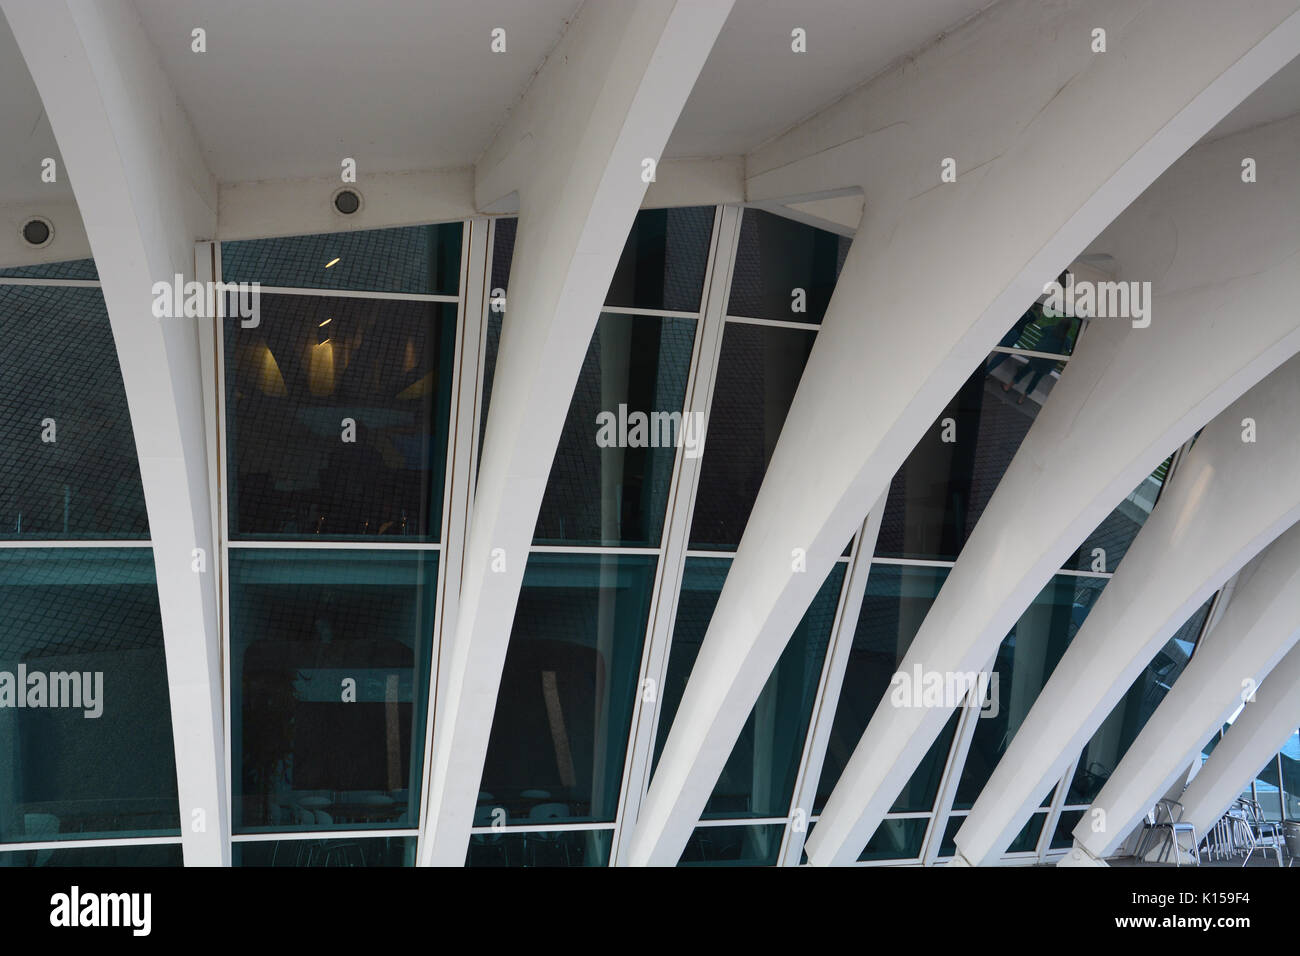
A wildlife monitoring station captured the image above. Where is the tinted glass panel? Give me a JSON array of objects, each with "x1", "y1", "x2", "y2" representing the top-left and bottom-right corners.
[
  {"x1": 652, "y1": 558, "x2": 844, "y2": 818},
  {"x1": 478, "y1": 553, "x2": 657, "y2": 825},
  {"x1": 1068, "y1": 600, "x2": 1207, "y2": 804},
  {"x1": 0, "y1": 285, "x2": 147, "y2": 539},
  {"x1": 467, "y1": 829, "x2": 612, "y2": 867},
  {"x1": 953, "y1": 574, "x2": 1107, "y2": 810},
  {"x1": 229, "y1": 550, "x2": 437, "y2": 833},
  {"x1": 858, "y1": 817, "x2": 929, "y2": 862},
  {"x1": 1281, "y1": 729, "x2": 1299, "y2": 821},
  {"x1": 679, "y1": 824, "x2": 784, "y2": 866},
  {"x1": 0, "y1": 842, "x2": 181, "y2": 867},
  {"x1": 728, "y1": 208, "x2": 850, "y2": 325},
  {"x1": 689, "y1": 322, "x2": 816, "y2": 549},
  {"x1": 233, "y1": 836, "x2": 416, "y2": 866},
  {"x1": 995, "y1": 302, "x2": 1080, "y2": 356},
  {"x1": 815, "y1": 564, "x2": 956, "y2": 813},
  {"x1": 0, "y1": 259, "x2": 98, "y2": 281},
  {"x1": 605, "y1": 207, "x2": 713, "y2": 313},
  {"x1": 876, "y1": 357, "x2": 1046, "y2": 561},
  {"x1": 225, "y1": 295, "x2": 456, "y2": 540},
  {"x1": 1009, "y1": 813, "x2": 1046, "y2": 853},
  {"x1": 221, "y1": 222, "x2": 462, "y2": 296},
  {"x1": 1052, "y1": 809, "x2": 1085, "y2": 850},
  {"x1": 0, "y1": 550, "x2": 179, "y2": 842},
  {"x1": 1064, "y1": 457, "x2": 1170, "y2": 572},
  {"x1": 535, "y1": 314, "x2": 695, "y2": 547}
]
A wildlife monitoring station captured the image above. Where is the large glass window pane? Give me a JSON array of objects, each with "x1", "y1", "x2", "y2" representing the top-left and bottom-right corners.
[
  {"x1": 727, "y1": 208, "x2": 850, "y2": 325},
  {"x1": 229, "y1": 550, "x2": 437, "y2": 833},
  {"x1": 651, "y1": 558, "x2": 844, "y2": 818},
  {"x1": 0, "y1": 285, "x2": 147, "y2": 539},
  {"x1": 953, "y1": 575, "x2": 1108, "y2": 810},
  {"x1": 225, "y1": 295, "x2": 456, "y2": 540},
  {"x1": 467, "y1": 829, "x2": 612, "y2": 867},
  {"x1": 858, "y1": 817, "x2": 929, "y2": 862},
  {"x1": 679, "y1": 824, "x2": 784, "y2": 866},
  {"x1": 1068, "y1": 599, "x2": 1208, "y2": 804},
  {"x1": 1064, "y1": 457, "x2": 1170, "y2": 573},
  {"x1": 478, "y1": 553, "x2": 657, "y2": 825},
  {"x1": 876, "y1": 358, "x2": 1047, "y2": 561},
  {"x1": 233, "y1": 836, "x2": 416, "y2": 866},
  {"x1": 1051, "y1": 809, "x2": 1085, "y2": 850},
  {"x1": 689, "y1": 322, "x2": 816, "y2": 549},
  {"x1": 0, "y1": 842, "x2": 182, "y2": 867},
  {"x1": 1257, "y1": 756, "x2": 1283, "y2": 823},
  {"x1": 0, "y1": 550, "x2": 179, "y2": 842},
  {"x1": 534, "y1": 314, "x2": 695, "y2": 547},
  {"x1": 220, "y1": 222, "x2": 462, "y2": 296},
  {"x1": 605, "y1": 207, "x2": 714, "y2": 313},
  {"x1": 815, "y1": 564, "x2": 957, "y2": 813}
]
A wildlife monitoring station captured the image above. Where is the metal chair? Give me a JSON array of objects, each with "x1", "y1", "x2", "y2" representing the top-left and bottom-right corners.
[
  {"x1": 1282, "y1": 821, "x2": 1300, "y2": 867},
  {"x1": 1242, "y1": 799, "x2": 1284, "y2": 866},
  {"x1": 1135, "y1": 799, "x2": 1200, "y2": 866}
]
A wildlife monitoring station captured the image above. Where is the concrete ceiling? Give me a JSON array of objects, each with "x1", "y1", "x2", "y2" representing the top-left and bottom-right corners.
[
  {"x1": 0, "y1": 15, "x2": 69, "y2": 203},
  {"x1": 1201, "y1": 51, "x2": 1300, "y2": 144}
]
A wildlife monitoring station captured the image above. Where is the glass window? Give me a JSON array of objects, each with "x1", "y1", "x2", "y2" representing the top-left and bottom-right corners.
[
  {"x1": 228, "y1": 550, "x2": 437, "y2": 833},
  {"x1": 478, "y1": 553, "x2": 658, "y2": 825},
  {"x1": 938, "y1": 812, "x2": 1041, "y2": 857},
  {"x1": 0, "y1": 285, "x2": 147, "y2": 539},
  {"x1": 727, "y1": 208, "x2": 850, "y2": 325},
  {"x1": 233, "y1": 836, "x2": 416, "y2": 866},
  {"x1": 604, "y1": 207, "x2": 714, "y2": 313},
  {"x1": 220, "y1": 222, "x2": 462, "y2": 296},
  {"x1": 679, "y1": 824, "x2": 784, "y2": 866},
  {"x1": 0, "y1": 550, "x2": 179, "y2": 842},
  {"x1": 534, "y1": 313, "x2": 696, "y2": 547},
  {"x1": 1280, "y1": 729, "x2": 1299, "y2": 821},
  {"x1": 876, "y1": 358, "x2": 1047, "y2": 561},
  {"x1": 1064, "y1": 457, "x2": 1171, "y2": 573},
  {"x1": 688, "y1": 322, "x2": 816, "y2": 550},
  {"x1": 0, "y1": 258, "x2": 98, "y2": 281},
  {"x1": 467, "y1": 829, "x2": 612, "y2": 867},
  {"x1": 0, "y1": 842, "x2": 182, "y2": 867},
  {"x1": 1257, "y1": 756, "x2": 1283, "y2": 823},
  {"x1": 1068, "y1": 599, "x2": 1209, "y2": 804},
  {"x1": 815, "y1": 564, "x2": 958, "y2": 814},
  {"x1": 857, "y1": 816, "x2": 930, "y2": 862},
  {"x1": 1051, "y1": 809, "x2": 1085, "y2": 850},
  {"x1": 651, "y1": 558, "x2": 845, "y2": 819},
  {"x1": 224, "y1": 295, "x2": 457, "y2": 540},
  {"x1": 995, "y1": 301, "x2": 1080, "y2": 357},
  {"x1": 953, "y1": 575, "x2": 1108, "y2": 810}
]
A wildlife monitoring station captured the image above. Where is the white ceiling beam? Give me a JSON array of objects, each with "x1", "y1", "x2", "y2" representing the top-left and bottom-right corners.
[
  {"x1": 1, "y1": 0, "x2": 227, "y2": 863},
  {"x1": 629, "y1": 0, "x2": 1300, "y2": 867},
  {"x1": 1062, "y1": 522, "x2": 1300, "y2": 864},
  {"x1": 811, "y1": 111, "x2": 1300, "y2": 866},
  {"x1": 953, "y1": 353, "x2": 1300, "y2": 865},
  {"x1": 419, "y1": 0, "x2": 733, "y2": 866}
]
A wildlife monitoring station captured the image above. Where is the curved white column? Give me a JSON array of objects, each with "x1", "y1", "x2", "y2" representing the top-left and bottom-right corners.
[
  {"x1": 420, "y1": 0, "x2": 733, "y2": 865},
  {"x1": 954, "y1": 353, "x2": 1300, "y2": 865},
  {"x1": 1066, "y1": 521, "x2": 1300, "y2": 863},
  {"x1": 811, "y1": 109, "x2": 1300, "y2": 866},
  {"x1": 1178, "y1": 640, "x2": 1300, "y2": 839},
  {"x1": 631, "y1": 0, "x2": 1300, "y2": 866},
  {"x1": 2, "y1": 0, "x2": 226, "y2": 863}
]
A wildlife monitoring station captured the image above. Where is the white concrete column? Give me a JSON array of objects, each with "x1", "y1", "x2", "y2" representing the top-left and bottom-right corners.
[
  {"x1": 1066, "y1": 521, "x2": 1300, "y2": 863},
  {"x1": 807, "y1": 109, "x2": 1300, "y2": 867},
  {"x1": 2, "y1": 0, "x2": 226, "y2": 863},
  {"x1": 1179, "y1": 641, "x2": 1300, "y2": 839},
  {"x1": 953, "y1": 354, "x2": 1300, "y2": 865},
  {"x1": 633, "y1": 0, "x2": 1300, "y2": 867},
  {"x1": 420, "y1": 0, "x2": 733, "y2": 865}
]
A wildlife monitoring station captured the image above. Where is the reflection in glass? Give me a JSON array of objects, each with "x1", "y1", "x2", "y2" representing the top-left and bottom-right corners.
[
  {"x1": 229, "y1": 550, "x2": 436, "y2": 833},
  {"x1": 1067, "y1": 599, "x2": 1208, "y2": 804},
  {"x1": 993, "y1": 301, "x2": 1080, "y2": 356},
  {"x1": 604, "y1": 206, "x2": 714, "y2": 313},
  {"x1": 876, "y1": 359, "x2": 1045, "y2": 561},
  {"x1": 858, "y1": 817, "x2": 929, "y2": 862},
  {"x1": 953, "y1": 575, "x2": 1108, "y2": 810},
  {"x1": 651, "y1": 559, "x2": 844, "y2": 818},
  {"x1": 225, "y1": 295, "x2": 456, "y2": 540},
  {"x1": 815, "y1": 564, "x2": 957, "y2": 813},
  {"x1": 1051, "y1": 809, "x2": 1085, "y2": 850},
  {"x1": 466, "y1": 828, "x2": 612, "y2": 867},
  {"x1": 233, "y1": 836, "x2": 416, "y2": 866},
  {"x1": 535, "y1": 314, "x2": 695, "y2": 547},
  {"x1": 1065, "y1": 457, "x2": 1171, "y2": 573},
  {"x1": 478, "y1": 553, "x2": 657, "y2": 825},
  {"x1": 679, "y1": 824, "x2": 784, "y2": 866},
  {"x1": 689, "y1": 323, "x2": 816, "y2": 549},
  {"x1": 0, "y1": 842, "x2": 182, "y2": 867},
  {"x1": 727, "y1": 208, "x2": 850, "y2": 325},
  {"x1": 221, "y1": 222, "x2": 462, "y2": 296},
  {"x1": 0, "y1": 286, "x2": 147, "y2": 539},
  {"x1": 0, "y1": 550, "x2": 178, "y2": 842}
]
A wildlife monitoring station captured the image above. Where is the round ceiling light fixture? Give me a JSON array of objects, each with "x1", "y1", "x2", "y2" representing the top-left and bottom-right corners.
[
  {"x1": 332, "y1": 187, "x2": 362, "y2": 216},
  {"x1": 21, "y1": 216, "x2": 53, "y2": 248}
]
